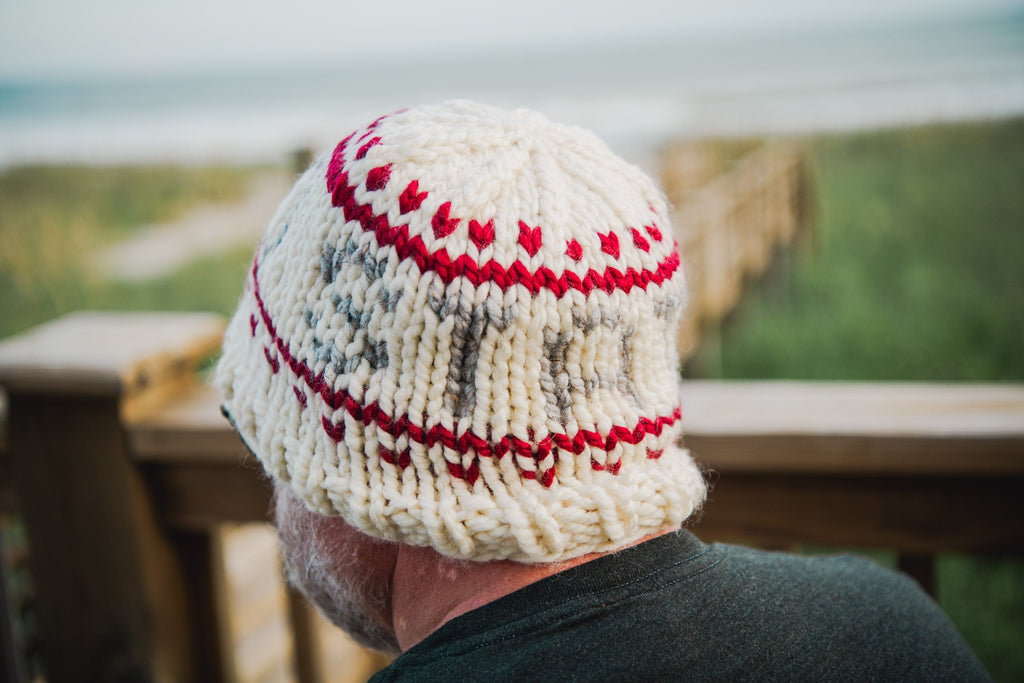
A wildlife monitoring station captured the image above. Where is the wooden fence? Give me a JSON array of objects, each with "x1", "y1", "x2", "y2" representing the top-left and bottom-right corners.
[
  {"x1": 1, "y1": 311, "x2": 1022, "y2": 681},
  {"x1": 660, "y1": 140, "x2": 812, "y2": 357}
]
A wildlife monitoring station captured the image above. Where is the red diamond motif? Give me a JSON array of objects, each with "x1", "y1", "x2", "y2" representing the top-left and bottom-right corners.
[
  {"x1": 355, "y1": 136, "x2": 381, "y2": 160},
  {"x1": 631, "y1": 227, "x2": 650, "y2": 252},
  {"x1": 599, "y1": 231, "x2": 619, "y2": 258},
  {"x1": 566, "y1": 238, "x2": 583, "y2": 261},
  {"x1": 468, "y1": 219, "x2": 495, "y2": 250},
  {"x1": 432, "y1": 202, "x2": 460, "y2": 238},
  {"x1": 365, "y1": 164, "x2": 391, "y2": 192},
  {"x1": 399, "y1": 180, "x2": 427, "y2": 214},
  {"x1": 518, "y1": 221, "x2": 542, "y2": 256}
]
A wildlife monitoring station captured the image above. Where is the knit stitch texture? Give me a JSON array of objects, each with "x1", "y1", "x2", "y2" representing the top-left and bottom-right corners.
[{"x1": 216, "y1": 101, "x2": 706, "y2": 562}]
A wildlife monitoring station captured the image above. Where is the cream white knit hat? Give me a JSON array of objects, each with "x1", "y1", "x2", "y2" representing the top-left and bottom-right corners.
[{"x1": 217, "y1": 101, "x2": 706, "y2": 562}]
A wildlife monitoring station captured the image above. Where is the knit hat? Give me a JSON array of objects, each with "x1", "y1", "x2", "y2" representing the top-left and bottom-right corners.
[{"x1": 216, "y1": 101, "x2": 706, "y2": 562}]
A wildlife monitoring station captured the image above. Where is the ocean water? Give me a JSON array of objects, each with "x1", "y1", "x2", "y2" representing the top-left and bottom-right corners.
[{"x1": 1, "y1": 15, "x2": 1022, "y2": 169}]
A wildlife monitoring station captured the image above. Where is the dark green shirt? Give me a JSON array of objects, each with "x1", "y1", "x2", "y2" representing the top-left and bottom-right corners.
[{"x1": 371, "y1": 530, "x2": 990, "y2": 682}]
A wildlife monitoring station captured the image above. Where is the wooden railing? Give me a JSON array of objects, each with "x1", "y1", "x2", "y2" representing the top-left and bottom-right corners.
[
  {"x1": 660, "y1": 141, "x2": 812, "y2": 357},
  {"x1": 1, "y1": 311, "x2": 1022, "y2": 681}
]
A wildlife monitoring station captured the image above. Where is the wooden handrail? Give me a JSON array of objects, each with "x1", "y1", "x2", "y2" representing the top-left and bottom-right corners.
[
  {"x1": 682, "y1": 380, "x2": 1024, "y2": 475},
  {"x1": 125, "y1": 380, "x2": 1024, "y2": 558},
  {"x1": 4, "y1": 366, "x2": 1024, "y2": 546},
  {"x1": 124, "y1": 380, "x2": 1024, "y2": 474},
  {"x1": 661, "y1": 142, "x2": 812, "y2": 357},
  {"x1": 7, "y1": 378, "x2": 1023, "y2": 477}
]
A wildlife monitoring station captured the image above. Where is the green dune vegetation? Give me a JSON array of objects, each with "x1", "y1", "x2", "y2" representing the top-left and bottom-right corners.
[
  {"x1": 0, "y1": 163, "x2": 260, "y2": 339},
  {"x1": 1, "y1": 118, "x2": 1022, "y2": 679},
  {"x1": 690, "y1": 118, "x2": 1024, "y2": 382}
]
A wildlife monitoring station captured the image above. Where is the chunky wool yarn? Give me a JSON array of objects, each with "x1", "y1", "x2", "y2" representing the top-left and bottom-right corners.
[{"x1": 217, "y1": 101, "x2": 706, "y2": 562}]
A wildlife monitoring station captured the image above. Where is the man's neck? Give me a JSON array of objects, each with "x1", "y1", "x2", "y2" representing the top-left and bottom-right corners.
[{"x1": 389, "y1": 529, "x2": 677, "y2": 651}]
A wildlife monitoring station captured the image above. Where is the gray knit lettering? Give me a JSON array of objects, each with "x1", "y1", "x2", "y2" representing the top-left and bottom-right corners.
[{"x1": 429, "y1": 289, "x2": 517, "y2": 419}]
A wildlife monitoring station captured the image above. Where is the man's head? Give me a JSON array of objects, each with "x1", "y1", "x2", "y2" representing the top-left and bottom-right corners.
[{"x1": 218, "y1": 100, "x2": 705, "y2": 614}]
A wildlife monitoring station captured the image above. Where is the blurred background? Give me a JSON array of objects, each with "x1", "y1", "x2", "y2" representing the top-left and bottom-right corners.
[{"x1": 1, "y1": 0, "x2": 1022, "y2": 681}]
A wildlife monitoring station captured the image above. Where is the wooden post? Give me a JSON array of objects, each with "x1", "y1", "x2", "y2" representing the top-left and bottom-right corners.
[
  {"x1": 897, "y1": 553, "x2": 937, "y2": 597},
  {"x1": 173, "y1": 528, "x2": 239, "y2": 681},
  {"x1": 0, "y1": 312, "x2": 228, "y2": 682},
  {"x1": 0, "y1": 524, "x2": 27, "y2": 682},
  {"x1": 286, "y1": 587, "x2": 325, "y2": 683}
]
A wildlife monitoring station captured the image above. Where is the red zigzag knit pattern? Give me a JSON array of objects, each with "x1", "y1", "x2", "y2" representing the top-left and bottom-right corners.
[{"x1": 324, "y1": 134, "x2": 681, "y2": 298}]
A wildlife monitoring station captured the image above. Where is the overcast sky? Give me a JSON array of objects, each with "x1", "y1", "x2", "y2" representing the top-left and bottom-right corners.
[{"x1": 1, "y1": 0, "x2": 1020, "y2": 80}]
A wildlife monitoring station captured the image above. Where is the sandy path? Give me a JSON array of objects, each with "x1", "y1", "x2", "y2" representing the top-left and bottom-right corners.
[{"x1": 91, "y1": 171, "x2": 293, "y2": 281}]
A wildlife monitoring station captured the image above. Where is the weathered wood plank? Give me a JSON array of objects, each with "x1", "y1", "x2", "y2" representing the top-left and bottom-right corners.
[
  {"x1": 171, "y1": 528, "x2": 240, "y2": 682},
  {"x1": 897, "y1": 553, "x2": 937, "y2": 595},
  {"x1": 684, "y1": 381, "x2": 1024, "y2": 437},
  {"x1": 682, "y1": 381, "x2": 1024, "y2": 474},
  {"x1": 287, "y1": 587, "x2": 326, "y2": 683},
  {"x1": 0, "y1": 440, "x2": 15, "y2": 513},
  {"x1": 128, "y1": 382, "x2": 1024, "y2": 472},
  {"x1": 7, "y1": 394, "x2": 196, "y2": 682},
  {"x1": 6, "y1": 365, "x2": 1024, "y2": 547},
  {"x1": 0, "y1": 523, "x2": 26, "y2": 683},
  {"x1": 143, "y1": 461, "x2": 273, "y2": 529},
  {"x1": 130, "y1": 383, "x2": 249, "y2": 464},
  {"x1": 0, "y1": 312, "x2": 233, "y2": 681},
  {"x1": 0, "y1": 311, "x2": 224, "y2": 400},
  {"x1": 0, "y1": 391, "x2": 7, "y2": 458},
  {"x1": 691, "y1": 472, "x2": 1024, "y2": 554},
  {"x1": 119, "y1": 380, "x2": 1024, "y2": 556},
  {"x1": 663, "y1": 143, "x2": 811, "y2": 357}
]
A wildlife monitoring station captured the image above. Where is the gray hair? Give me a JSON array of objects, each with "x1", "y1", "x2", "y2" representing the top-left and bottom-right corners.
[{"x1": 274, "y1": 485, "x2": 401, "y2": 654}]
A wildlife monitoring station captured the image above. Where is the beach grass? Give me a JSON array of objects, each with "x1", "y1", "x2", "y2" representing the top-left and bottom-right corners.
[
  {"x1": 687, "y1": 118, "x2": 1024, "y2": 681},
  {"x1": 0, "y1": 163, "x2": 259, "y2": 339}
]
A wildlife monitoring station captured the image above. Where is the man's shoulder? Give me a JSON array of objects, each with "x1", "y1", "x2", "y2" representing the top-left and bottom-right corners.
[
  {"x1": 372, "y1": 533, "x2": 991, "y2": 682},
  {"x1": 675, "y1": 542, "x2": 988, "y2": 680},
  {"x1": 709, "y1": 541, "x2": 923, "y2": 610}
]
